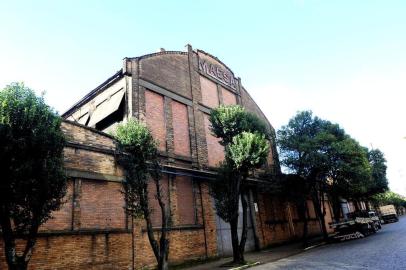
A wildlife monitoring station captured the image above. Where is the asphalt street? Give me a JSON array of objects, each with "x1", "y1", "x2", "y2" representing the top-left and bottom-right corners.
[{"x1": 252, "y1": 216, "x2": 406, "y2": 270}]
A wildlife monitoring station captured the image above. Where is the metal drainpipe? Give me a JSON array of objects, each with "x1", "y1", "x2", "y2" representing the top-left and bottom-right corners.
[{"x1": 199, "y1": 182, "x2": 209, "y2": 259}]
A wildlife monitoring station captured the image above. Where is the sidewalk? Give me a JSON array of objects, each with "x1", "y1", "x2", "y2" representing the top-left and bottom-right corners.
[{"x1": 179, "y1": 238, "x2": 326, "y2": 270}]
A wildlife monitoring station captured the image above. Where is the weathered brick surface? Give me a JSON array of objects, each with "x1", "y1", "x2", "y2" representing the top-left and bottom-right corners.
[
  {"x1": 1, "y1": 233, "x2": 132, "y2": 270},
  {"x1": 175, "y1": 176, "x2": 195, "y2": 225},
  {"x1": 1, "y1": 49, "x2": 338, "y2": 270},
  {"x1": 61, "y1": 121, "x2": 116, "y2": 150},
  {"x1": 172, "y1": 100, "x2": 191, "y2": 157},
  {"x1": 203, "y1": 113, "x2": 225, "y2": 168},
  {"x1": 40, "y1": 181, "x2": 73, "y2": 231},
  {"x1": 140, "y1": 53, "x2": 191, "y2": 99},
  {"x1": 221, "y1": 87, "x2": 237, "y2": 105},
  {"x1": 80, "y1": 180, "x2": 126, "y2": 229},
  {"x1": 200, "y1": 76, "x2": 219, "y2": 108},
  {"x1": 145, "y1": 89, "x2": 166, "y2": 151},
  {"x1": 64, "y1": 147, "x2": 120, "y2": 176}
]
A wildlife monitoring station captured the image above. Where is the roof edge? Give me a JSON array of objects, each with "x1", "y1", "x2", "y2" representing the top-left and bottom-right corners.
[{"x1": 62, "y1": 69, "x2": 124, "y2": 118}]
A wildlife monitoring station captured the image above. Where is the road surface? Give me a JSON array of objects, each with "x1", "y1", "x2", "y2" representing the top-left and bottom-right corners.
[{"x1": 252, "y1": 216, "x2": 406, "y2": 270}]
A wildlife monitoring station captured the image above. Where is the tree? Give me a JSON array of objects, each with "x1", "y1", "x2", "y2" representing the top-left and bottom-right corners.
[
  {"x1": 277, "y1": 111, "x2": 331, "y2": 239},
  {"x1": 0, "y1": 83, "x2": 67, "y2": 270},
  {"x1": 367, "y1": 149, "x2": 389, "y2": 196},
  {"x1": 210, "y1": 105, "x2": 269, "y2": 264},
  {"x1": 277, "y1": 111, "x2": 368, "y2": 238},
  {"x1": 114, "y1": 119, "x2": 170, "y2": 270},
  {"x1": 371, "y1": 191, "x2": 406, "y2": 213},
  {"x1": 324, "y1": 137, "x2": 372, "y2": 219}
]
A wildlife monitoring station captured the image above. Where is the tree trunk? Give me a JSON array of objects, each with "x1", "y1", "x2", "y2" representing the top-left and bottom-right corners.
[
  {"x1": 156, "y1": 177, "x2": 169, "y2": 270},
  {"x1": 8, "y1": 259, "x2": 28, "y2": 270},
  {"x1": 238, "y1": 191, "x2": 248, "y2": 264},
  {"x1": 331, "y1": 195, "x2": 342, "y2": 223},
  {"x1": 312, "y1": 192, "x2": 328, "y2": 240},
  {"x1": 297, "y1": 199, "x2": 308, "y2": 247},
  {"x1": 230, "y1": 216, "x2": 240, "y2": 264},
  {"x1": 0, "y1": 206, "x2": 40, "y2": 270}
]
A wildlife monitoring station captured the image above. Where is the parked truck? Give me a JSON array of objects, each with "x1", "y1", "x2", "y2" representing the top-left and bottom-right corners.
[
  {"x1": 379, "y1": 204, "x2": 399, "y2": 223},
  {"x1": 330, "y1": 210, "x2": 380, "y2": 241}
]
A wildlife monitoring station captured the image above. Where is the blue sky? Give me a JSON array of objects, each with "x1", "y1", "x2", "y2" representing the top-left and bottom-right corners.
[{"x1": 1, "y1": 0, "x2": 405, "y2": 195}]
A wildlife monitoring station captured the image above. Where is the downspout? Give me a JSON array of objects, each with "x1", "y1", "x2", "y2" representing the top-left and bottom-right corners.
[{"x1": 199, "y1": 182, "x2": 209, "y2": 259}]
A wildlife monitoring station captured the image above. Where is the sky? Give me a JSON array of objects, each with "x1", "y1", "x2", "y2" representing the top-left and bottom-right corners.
[{"x1": 1, "y1": 0, "x2": 405, "y2": 195}]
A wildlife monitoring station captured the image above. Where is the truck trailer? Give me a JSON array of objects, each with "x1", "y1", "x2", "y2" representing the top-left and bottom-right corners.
[{"x1": 379, "y1": 204, "x2": 399, "y2": 223}]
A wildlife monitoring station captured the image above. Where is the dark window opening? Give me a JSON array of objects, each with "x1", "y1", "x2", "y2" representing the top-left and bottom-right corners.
[{"x1": 95, "y1": 98, "x2": 125, "y2": 131}]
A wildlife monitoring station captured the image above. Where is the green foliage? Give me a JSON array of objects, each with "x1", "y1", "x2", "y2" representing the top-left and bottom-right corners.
[
  {"x1": 114, "y1": 119, "x2": 160, "y2": 217},
  {"x1": 277, "y1": 110, "x2": 386, "y2": 201},
  {"x1": 367, "y1": 149, "x2": 389, "y2": 195},
  {"x1": 0, "y1": 82, "x2": 66, "y2": 269},
  {"x1": 0, "y1": 82, "x2": 66, "y2": 231},
  {"x1": 372, "y1": 191, "x2": 406, "y2": 208},
  {"x1": 210, "y1": 105, "x2": 269, "y2": 145},
  {"x1": 210, "y1": 162, "x2": 239, "y2": 223},
  {"x1": 227, "y1": 132, "x2": 269, "y2": 171},
  {"x1": 209, "y1": 105, "x2": 270, "y2": 263},
  {"x1": 114, "y1": 119, "x2": 170, "y2": 269}
]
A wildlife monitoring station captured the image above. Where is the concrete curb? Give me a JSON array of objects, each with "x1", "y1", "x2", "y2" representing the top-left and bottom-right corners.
[
  {"x1": 303, "y1": 241, "x2": 327, "y2": 251},
  {"x1": 229, "y1": 261, "x2": 261, "y2": 270}
]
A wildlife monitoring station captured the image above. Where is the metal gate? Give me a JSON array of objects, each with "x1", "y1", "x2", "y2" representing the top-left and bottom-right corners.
[{"x1": 215, "y1": 199, "x2": 256, "y2": 257}]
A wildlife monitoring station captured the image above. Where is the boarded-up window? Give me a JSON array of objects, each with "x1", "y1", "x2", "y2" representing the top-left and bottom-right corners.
[
  {"x1": 200, "y1": 76, "x2": 219, "y2": 108},
  {"x1": 176, "y1": 176, "x2": 195, "y2": 225},
  {"x1": 41, "y1": 180, "x2": 73, "y2": 231},
  {"x1": 221, "y1": 87, "x2": 237, "y2": 105},
  {"x1": 80, "y1": 180, "x2": 126, "y2": 229},
  {"x1": 148, "y1": 175, "x2": 170, "y2": 227},
  {"x1": 172, "y1": 101, "x2": 191, "y2": 156},
  {"x1": 203, "y1": 113, "x2": 224, "y2": 167},
  {"x1": 145, "y1": 90, "x2": 166, "y2": 151}
]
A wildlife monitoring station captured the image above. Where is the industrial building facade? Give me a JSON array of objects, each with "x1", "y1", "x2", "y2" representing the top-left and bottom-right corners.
[{"x1": 0, "y1": 46, "x2": 333, "y2": 269}]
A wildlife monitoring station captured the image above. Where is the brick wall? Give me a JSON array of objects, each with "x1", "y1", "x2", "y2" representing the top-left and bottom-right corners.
[
  {"x1": 1, "y1": 48, "x2": 338, "y2": 270},
  {"x1": 145, "y1": 90, "x2": 166, "y2": 152},
  {"x1": 0, "y1": 121, "x2": 220, "y2": 270},
  {"x1": 203, "y1": 113, "x2": 225, "y2": 168},
  {"x1": 171, "y1": 100, "x2": 191, "y2": 157},
  {"x1": 221, "y1": 87, "x2": 237, "y2": 105},
  {"x1": 200, "y1": 76, "x2": 219, "y2": 108}
]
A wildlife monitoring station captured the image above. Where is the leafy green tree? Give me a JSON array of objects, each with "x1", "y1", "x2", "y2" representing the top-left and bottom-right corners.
[
  {"x1": 114, "y1": 119, "x2": 170, "y2": 270},
  {"x1": 0, "y1": 83, "x2": 66, "y2": 270},
  {"x1": 277, "y1": 111, "x2": 371, "y2": 237},
  {"x1": 277, "y1": 111, "x2": 331, "y2": 239},
  {"x1": 367, "y1": 149, "x2": 389, "y2": 196},
  {"x1": 371, "y1": 191, "x2": 406, "y2": 213},
  {"x1": 324, "y1": 136, "x2": 372, "y2": 219},
  {"x1": 210, "y1": 105, "x2": 269, "y2": 264}
]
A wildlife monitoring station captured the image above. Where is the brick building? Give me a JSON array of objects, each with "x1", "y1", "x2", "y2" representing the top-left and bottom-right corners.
[{"x1": 0, "y1": 46, "x2": 333, "y2": 269}]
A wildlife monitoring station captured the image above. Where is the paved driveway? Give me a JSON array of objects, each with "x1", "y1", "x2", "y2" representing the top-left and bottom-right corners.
[{"x1": 252, "y1": 216, "x2": 406, "y2": 270}]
